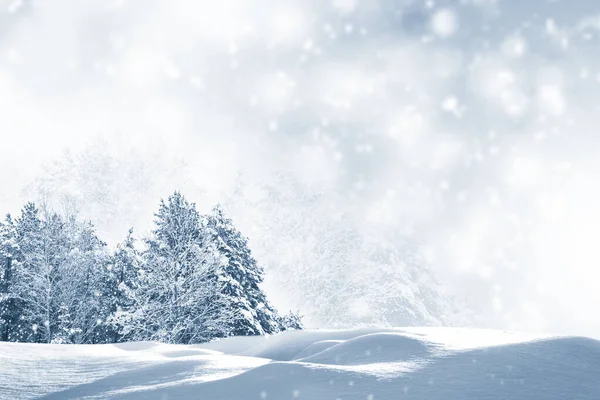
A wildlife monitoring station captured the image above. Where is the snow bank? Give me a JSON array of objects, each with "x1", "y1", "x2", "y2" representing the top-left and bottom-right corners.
[{"x1": 1, "y1": 328, "x2": 599, "y2": 399}]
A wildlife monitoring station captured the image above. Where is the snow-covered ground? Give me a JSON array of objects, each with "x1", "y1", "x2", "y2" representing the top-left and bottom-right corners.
[{"x1": 1, "y1": 327, "x2": 599, "y2": 399}]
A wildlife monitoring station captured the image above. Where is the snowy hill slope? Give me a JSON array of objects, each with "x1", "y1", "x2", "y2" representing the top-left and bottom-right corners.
[{"x1": 1, "y1": 328, "x2": 599, "y2": 399}]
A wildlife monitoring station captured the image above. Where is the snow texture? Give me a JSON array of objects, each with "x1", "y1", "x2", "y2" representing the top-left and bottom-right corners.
[{"x1": 0, "y1": 327, "x2": 598, "y2": 399}]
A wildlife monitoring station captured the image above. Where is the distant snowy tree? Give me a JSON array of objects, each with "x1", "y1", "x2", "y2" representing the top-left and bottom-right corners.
[
  {"x1": 278, "y1": 311, "x2": 304, "y2": 331},
  {"x1": 134, "y1": 192, "x2": 233, "y2": 343},
  {"x1": 228, "y1": 175, "x2": 466, "y2": 329},
  {"x1": 26, "y1": 137, "x2": 196, "y2": 244},
  {"x1": 356, "y1": 231, "x2": 455, "y2": 327},
  {"x1": 245, "y1": 179, "x2": 365, "y2": 328},
  {"x1": 205, "y1": 205, "x2": 283, "y2": 336}
]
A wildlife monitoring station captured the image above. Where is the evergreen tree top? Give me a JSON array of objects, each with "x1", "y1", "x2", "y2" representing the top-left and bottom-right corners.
[{"x1": 151, "y1": 191, "x2": 202, "y2": 250}]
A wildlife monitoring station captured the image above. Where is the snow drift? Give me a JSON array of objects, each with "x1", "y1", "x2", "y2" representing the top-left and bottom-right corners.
[{"x1": 1, "y1": 328, "x2": 599, "y2": 399}]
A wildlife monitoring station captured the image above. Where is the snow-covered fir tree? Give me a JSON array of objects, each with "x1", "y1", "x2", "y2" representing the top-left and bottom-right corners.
[
  {"x1": 205, "y1": 205, "x2": 283, "y2": 336},
  {"x1": 6, "y1": 204, "x2": 112, "y2": 344},
  {"x1": 134, "y1": 192, "x2": 233, "y2": 344},
  {"x1": 11, "y1": 203, "x2": 48, "y2": 342},
  {"x1": 60, "y1": 218, "x2": 112, "y2": 344},
  {"x1": 0, "y1": 214, "x2": 18, "y2": 342},
  {"x1": 105, "y1": 228, "x2": 143, "y2": 343}
]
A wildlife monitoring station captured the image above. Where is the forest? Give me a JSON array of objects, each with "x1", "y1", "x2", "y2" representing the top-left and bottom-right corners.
[{"x1": 0, "y1": 191, "x2": 301, "y2": 344}]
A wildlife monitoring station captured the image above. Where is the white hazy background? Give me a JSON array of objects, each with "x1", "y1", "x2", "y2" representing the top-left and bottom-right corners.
[{"x1": 1, "y1": 0, "x2": 600, "y2": 337}]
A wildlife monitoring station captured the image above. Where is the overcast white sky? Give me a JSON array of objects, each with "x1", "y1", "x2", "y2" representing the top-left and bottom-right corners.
[{"x1": 1, "y1": 0, "x2": 600, "y2": 338}]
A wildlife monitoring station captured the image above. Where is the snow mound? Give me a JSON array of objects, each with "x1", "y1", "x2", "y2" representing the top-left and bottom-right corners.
[
  {"x1": 1, "y1": 328, "x2": 599, "y2": 399},
  {"x1": 297, "y1": 333, "x2": 433, "y2": 365},
  {"x1": 292, "y1": 339, "x2": 344, "y2": 360},
  {"x1": 198, "y1": 327, "x2": 387, "y2": 361}
]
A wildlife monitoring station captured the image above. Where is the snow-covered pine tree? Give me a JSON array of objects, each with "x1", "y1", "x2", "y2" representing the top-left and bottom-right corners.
[
  {"x1": 0, "y1": 215, "x2": 18, "y2": 342},
  {"x1": 11, "y1": 203, "x2": 50, "y2": 342},
  {"x1": 9, "y1": 204, "x2": 112, "y2": 344},
  {"x1": 62, "y1": 218, "x2": 112, "y2": 344},
  {"x1": 39, "y1": 213, "x2": 73, "y2": 344},
  {"x1": 105, "y1": 228, "x2": 143, "y2": 343},
  {"x1": 136, "y1": 192, "x2": 232, "y2": 344},
  {"x1": 205, "y1": 205, "x2": 284, "y2": 336}
]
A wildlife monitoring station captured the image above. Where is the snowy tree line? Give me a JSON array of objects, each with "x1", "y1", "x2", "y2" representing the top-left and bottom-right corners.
[{"x1": 0, "y1": 192, "x2": 301, "y2": 344}]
